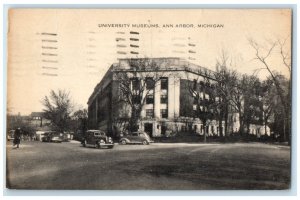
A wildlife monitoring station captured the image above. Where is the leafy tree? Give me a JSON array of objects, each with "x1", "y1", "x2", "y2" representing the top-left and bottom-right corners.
[
  {"x1": 42, "y1": 89, "x2": 73, "y2": 132},
  {"x1": 6, "y1": 114, "x2": 36, "y2": 137},
  {"x1": 72, "y1": 109, "x2": 88, "y2": 133}
]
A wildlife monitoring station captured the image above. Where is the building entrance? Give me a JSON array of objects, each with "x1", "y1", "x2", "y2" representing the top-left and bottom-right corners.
[{"x1": 144, "y1": 123, "x2": 153, "y2": 137}]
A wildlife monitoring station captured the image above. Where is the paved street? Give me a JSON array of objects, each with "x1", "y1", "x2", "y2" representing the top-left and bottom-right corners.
[{"x1": 6, "y1": 141, "x2": 290, "y2": 190}]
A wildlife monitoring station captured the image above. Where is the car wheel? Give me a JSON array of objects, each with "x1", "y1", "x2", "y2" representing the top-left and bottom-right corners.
[
  {"x1": 120, "y1": 140, "x2": 127, "y2": 145},
  {"x1": 142, "y1": 140, "x2": 149, "y2": 145}
]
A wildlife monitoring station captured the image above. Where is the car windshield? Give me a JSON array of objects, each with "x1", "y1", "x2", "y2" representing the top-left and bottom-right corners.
[{"x1": 94, "y1": 132, "x2": 101, "y2": 136}]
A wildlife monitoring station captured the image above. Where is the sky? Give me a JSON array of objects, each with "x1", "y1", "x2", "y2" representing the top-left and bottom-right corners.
[{"x1": 7, "y1": 9, "x2": 291, "y2": 115}]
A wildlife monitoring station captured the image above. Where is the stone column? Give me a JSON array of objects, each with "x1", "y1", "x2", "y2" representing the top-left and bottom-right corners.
[{"x1": 154, "y1": 80, "x2": 161, "y2": 118}]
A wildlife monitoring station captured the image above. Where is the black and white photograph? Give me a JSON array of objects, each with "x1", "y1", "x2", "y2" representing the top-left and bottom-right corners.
[{"x1": 5, "y1": 8, "x2": 292, "y2": 190}]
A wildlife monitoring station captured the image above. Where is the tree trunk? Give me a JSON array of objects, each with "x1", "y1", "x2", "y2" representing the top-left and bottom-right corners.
[
  {"x1": 238, "y1": 113, "x2": 243, "y2": 135},
  {"x1": 247, "y1": 123, "x2": 250, "y2": 135},
  {"x1": 283, "y1": 118, "x2": 286, "y2": 142},
  {"x1": 204, "y1": 125, "x2": 207, "y2": 142},
  {"x1": 218, "y1": 117, "x2": 223, "y2": 137},
  {"x1": 264, "y1": 122, "x2": 267, "y2": 137},
  {"x1": 224, "y1": 108, "x2": 229, "y2": 137},
  {"x1": 130, "y1": 106, "x2": 142, "y2": 132}
]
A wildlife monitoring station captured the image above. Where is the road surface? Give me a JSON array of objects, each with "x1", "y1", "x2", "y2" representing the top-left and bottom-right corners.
[{"x1": 6, "y1": 141, "x2": 290, "y2": 190}]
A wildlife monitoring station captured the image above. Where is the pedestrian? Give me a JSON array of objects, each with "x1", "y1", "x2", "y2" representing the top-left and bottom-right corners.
[{"x1": 13, "y1": 127, "x2": 21, "y2": 149}]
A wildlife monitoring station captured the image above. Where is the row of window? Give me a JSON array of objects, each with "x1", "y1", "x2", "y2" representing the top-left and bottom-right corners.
[
  {"x1": 132, "y1": 78, "x2": 168, "y2": 90},
  {"x1": 145, "y1": 109, "x2": 168, "y2": 119},
  {"x1": 146, "y1": 94, "x2": 168, "y2": 104}
]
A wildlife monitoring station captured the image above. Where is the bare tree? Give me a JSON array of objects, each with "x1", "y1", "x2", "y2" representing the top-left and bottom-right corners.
[
  {"x1": 113, "y1": 58, "x2": 168, "y2": 132},
  {"x1": 260, "y1": 78, "x2": 275, "y2": 137},
  {"x1": 213, "y1": 67, "x2": 238, "y2": 136},
  {"x1": 248, "y1": 38, "x2": 291, "y2": 142},
  {"x1": 186, "y1": 71, "x2": 218, "y2": 142},
  {"x1": 241, "y1": 74, "x2": 262, "y2": 134},
  {"x1": 214, "y1": 49, "x2": 242, "y2": 136}
]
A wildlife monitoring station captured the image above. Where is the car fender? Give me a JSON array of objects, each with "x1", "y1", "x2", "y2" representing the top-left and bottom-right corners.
[
  {"x1": 119, "y1": 138, "x2": 130, "y2": 143},
  {"x1": 96, "y1": 138, "x2": 106, "y2": 144}
]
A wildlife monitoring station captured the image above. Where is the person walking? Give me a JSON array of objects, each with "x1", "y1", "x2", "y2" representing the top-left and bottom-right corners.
[{"x1": 13, "y1": 127, "x2": 21, "y2": 148}]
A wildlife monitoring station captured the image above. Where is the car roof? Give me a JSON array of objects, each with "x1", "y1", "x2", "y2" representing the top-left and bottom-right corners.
[{"x1": 45, "y1": 131, "x2": 57, "y2": 133}]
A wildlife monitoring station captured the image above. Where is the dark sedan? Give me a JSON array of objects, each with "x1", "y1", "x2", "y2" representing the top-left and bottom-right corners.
[
  {"x1": 119, "y1": 132, "x2": 153, "y2": 145},
  {"x1": 42, "y1": 131, "x2": 63, "y2": 143}
]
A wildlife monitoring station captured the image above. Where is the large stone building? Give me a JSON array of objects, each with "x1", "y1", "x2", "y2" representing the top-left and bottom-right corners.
[{"x1": 87, "y1": 57, "x2": 268, "y2": 138}]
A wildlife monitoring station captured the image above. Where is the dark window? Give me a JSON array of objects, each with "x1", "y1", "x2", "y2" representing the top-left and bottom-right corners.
[
  {"x1": 131, "y1": 132, "x2": 138, "y2": 136},
  {"x1": 193, "y1": 79, "x2": 197, "y2": 90},
  {"x1": 146, "y1": 78, "x2": 155, "y2": 90},
  {"x1": 193, "y1": 97, "x2": 198, "y2": 104},
  {"x1": 161, "y1": 109, "x2": 168, "y2": 118},
  {"x1": 146, "y1": 109, "x2": 154, "y2": 118},
  {"x1": 146, "y1": 94, "x2": 154, "y2": 104},
  {"x1": 132, "y1": 78, "x2": 140, "y2": 90},
  {"x1": 161, "y1": 95, "x2": 168, "y2": 104},
  {"x1": 161, "y1": 78, "x2": 168, "y2": 90}
]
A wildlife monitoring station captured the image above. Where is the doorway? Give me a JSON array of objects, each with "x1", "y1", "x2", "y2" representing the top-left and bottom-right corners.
[{"x1": 144, "y1": 123, "x2": 153, "y2": 137}]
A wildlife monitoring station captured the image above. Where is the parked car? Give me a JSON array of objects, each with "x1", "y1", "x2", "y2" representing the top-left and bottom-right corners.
[
  {"x1": 119, "y1": 131, "x2": 153, "y2": 145},
  {"x1": 62, "y1": 131, "x2": 73, "y2": 142},
  {"x1": 7, "y1": 130, "x2": 15, "y2": 141},
  {"x1": 42, "y1": 131, "x2": 63, "y2": 143},
  {"x1": 81, "y1": 130, "x2": 114, "y2": 149}
]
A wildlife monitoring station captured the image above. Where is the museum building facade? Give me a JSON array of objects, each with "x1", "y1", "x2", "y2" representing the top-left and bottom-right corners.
[{"x1": 87, "y1": 57, "x2": 267, "y2": 138}]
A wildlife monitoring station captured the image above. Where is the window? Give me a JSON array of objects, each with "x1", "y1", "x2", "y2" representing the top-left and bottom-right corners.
[
  {"x1": 132, "y1": 132, "x2": 138, "y2": 136},
  {"x1": 191, "y1": 79, "x2": 197, "y2": 90},
  {"x1": 161, "y1": 94, "x2": 168, "y2": 104},
  {"x1": 161, "y1": 78, "x2": 168, "y2": 90},
  {"x1": 146, "y1": 94, "x2": 154, "y2": 104},
  {"x1": 161, "y1": 109, "x2": 168, "y2": 118},
  {"x1": 200, "y1": 106, "x2": 203, "y2": 111},
  {"x1": 131, "y1": 78, "x2": 140, "y2": 90},
  {"x1": 193, "y1": 97, "x2": 198, "y2": 104},
  {"x1": 146, "y1": 109, "x2": 154, "y2": 118},
  {"x1": 193, "y1": 105, "x2": 197, "y2": 111},
  {"x1": 146, "y1": 78, "x2": 155, "y2": 90},
  {"x1": 205, "y1": 93, "x2": 209, "y2": 100}
]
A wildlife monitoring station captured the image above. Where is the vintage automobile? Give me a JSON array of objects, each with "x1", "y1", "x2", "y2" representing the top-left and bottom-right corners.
[
  {"x1": 81, "y1": 130, "x2": 114, "y2": 149},
  {"x1": 7, "y1": 130, "x2": 15, "y2": 141},
  {"x1": 42, "y1": 131, "x2": 63, "y2": 143},
  {"x1": 119, "y1": 131, "x2": 153, "y2": 145}
]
